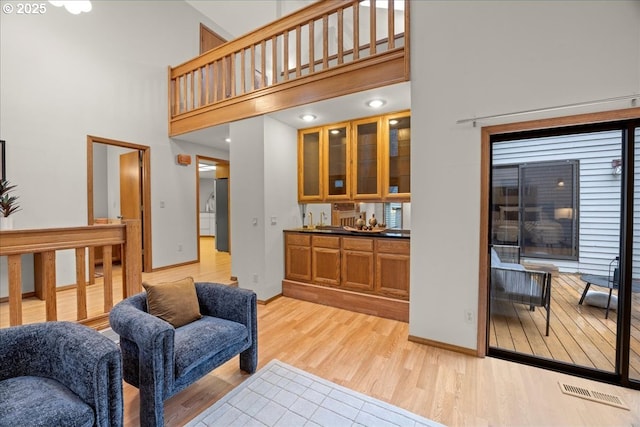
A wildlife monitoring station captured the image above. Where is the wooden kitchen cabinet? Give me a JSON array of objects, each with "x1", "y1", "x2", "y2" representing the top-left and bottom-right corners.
[
  {"x1": 341, "y1": 237, "x2": 374, "y2": 291},
  {"x1": 352, "y1": 117, "x2": 382, "y2": 200},
  {"x1": 383, "y1": 112, "x2": 411, "y2": 200},
  {"x1": 312, "y1": 235, "x2": 341, "y2": 286},
  {"x1": 375, "y1": 239, "x2": 410, "y2": 299},
  {"x1": 298, "y1": 128, "x2": 323, "y2": 201},
  {"x1": 297, "y1": 111, "x2": 410, "y2": 203},
  {"x1": 325, "y1": 122, "x2": 351, "y2": 200},
  {"x1": 285, "y1": 233, "x2": 311, "y2": 281}
]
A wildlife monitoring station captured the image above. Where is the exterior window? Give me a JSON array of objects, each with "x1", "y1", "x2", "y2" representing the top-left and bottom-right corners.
[{"x1": 492, "y1": 160, "x2": 579, "y2": 260}]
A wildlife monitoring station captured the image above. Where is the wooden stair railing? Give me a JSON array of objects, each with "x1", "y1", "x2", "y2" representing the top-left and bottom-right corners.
[
  {"x1": 169, "y1": 0, "x2": 409, "y2": 135},
  {"x1": 0, "y1": 220, "x2": 142, "y2": 328}
]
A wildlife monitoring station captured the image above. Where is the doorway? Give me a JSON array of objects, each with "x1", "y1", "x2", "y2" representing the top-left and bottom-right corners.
[
  {"x1": 87, "y1": 135, "x2": 152, "y2": 278},
  {"x1": 196, "y1": 155, "x2": 230, "y2": 260},
  {"x1": 480, "y1": 108, "x2": 640, "y2": 390}
]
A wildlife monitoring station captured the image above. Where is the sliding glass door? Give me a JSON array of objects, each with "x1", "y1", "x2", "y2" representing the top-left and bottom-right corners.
[
  {"x1": 630, "y1": 125, "x2": 640, "y2": 382},
  {"x1": 488, "y1": 118, "x2": 640, "y2": 389}
]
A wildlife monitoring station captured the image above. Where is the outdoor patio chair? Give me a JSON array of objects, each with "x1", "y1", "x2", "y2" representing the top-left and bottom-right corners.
[
  {"x1": 579, "y1": 257, "x2": 620, "y2": 319},
  {"x1": 490, "y1": 245, "x2": 552, "y2": 336}
]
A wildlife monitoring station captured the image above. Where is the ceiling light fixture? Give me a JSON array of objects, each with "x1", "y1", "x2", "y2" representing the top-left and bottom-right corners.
[
  {"x1": 300, "y1": 114, "x2": 317, "y2": 122},
  {"x1": 49, "y1": 1, "x2": 92, "y2": 14},
  {"x1": 389, "y1": 119, "x2": 399, "y2": 125},
  {"x1": 367, "y1": 99, "x2": 386, "y2": 108},
  {"x1": 330, "y1": 129, "x2": 340, "y2": 135},
  {"x1": 225, "y1": 138, "x2": 231, "y2": 143}
]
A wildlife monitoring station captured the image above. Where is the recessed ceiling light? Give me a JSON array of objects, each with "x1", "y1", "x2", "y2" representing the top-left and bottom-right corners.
[
  {"x1": 300, "y1": 114, "x2": 317, "y2": 122},
  {"x1": 367, "y1": 99, "x2": 386, "y2": 108},
  {"x1": 225, "y1": 138, "x2": 231, "y2": 143},
  {"x1": 330, "y1": 129, "x2": 340, "y2": 135},
  {"x1": 389, "y1": 119, "x2": 399, "y2": 125}
]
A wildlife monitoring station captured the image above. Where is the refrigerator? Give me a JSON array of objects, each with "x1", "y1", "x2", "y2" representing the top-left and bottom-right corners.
[{"x1": 215, "y1": 178, "x2": 229, "y2": 252}]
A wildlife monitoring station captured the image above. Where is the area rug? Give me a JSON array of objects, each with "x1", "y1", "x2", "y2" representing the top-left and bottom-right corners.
[{"x1": 186, "y1": 359, "x2": 444, "y2": 427}]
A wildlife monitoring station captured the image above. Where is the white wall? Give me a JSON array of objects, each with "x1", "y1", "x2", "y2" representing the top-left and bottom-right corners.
[
  {"x1": 229, "y1": 116, "x2": 299, "y2": 300},
  {"x1": 409, "y1": 1, "x2": 640, "y2": 350},
  {"x1": 0, "y1": 1, "x2": 227, "y2": 287}
]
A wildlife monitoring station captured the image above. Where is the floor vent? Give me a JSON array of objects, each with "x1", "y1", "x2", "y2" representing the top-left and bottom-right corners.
[{"x1": 558, "y1": 382, "x2": 629, "y2": 410}]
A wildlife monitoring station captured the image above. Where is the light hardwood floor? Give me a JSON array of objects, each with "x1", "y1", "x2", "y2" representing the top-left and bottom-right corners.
[{"x1": 2, "y1": 237, "x2": 640, "y2": 426}]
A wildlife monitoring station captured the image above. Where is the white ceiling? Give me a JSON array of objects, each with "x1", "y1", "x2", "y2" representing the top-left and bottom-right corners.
[{"x1": 175, "y1": 1, "x2": 411, "y2": 152}]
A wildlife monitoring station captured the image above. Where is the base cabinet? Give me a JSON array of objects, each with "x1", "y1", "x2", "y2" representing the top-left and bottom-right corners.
[
  {"x1": 312, "y1": 236, "x2": 341, "y2": 286},
  {"x1": 285, "y1": 234, "x2": 311, "y2": 281},
  {"x1": 342, "y1": 237, "x2": 374, "y2": 291},
  {"x1": 284, "y1": 232, "x2": 409, "y2": 300}
]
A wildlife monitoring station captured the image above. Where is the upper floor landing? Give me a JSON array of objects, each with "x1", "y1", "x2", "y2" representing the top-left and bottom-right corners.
[{"x1": 168, "y1": 0, "x2": 410, "y2": 137}]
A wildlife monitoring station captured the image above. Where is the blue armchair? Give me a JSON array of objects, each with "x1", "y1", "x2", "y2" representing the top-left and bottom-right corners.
[
  {"x1": 0, "y1": 321, "x2": 123, "y2": 427},
  {"x1": 109, "y1": 282, "x2": 257, "y2": 427}
]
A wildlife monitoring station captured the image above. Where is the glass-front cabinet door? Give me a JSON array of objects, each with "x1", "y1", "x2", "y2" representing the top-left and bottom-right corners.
[
  {"x1": 325, "y1": 123, "x2": 350, "y2": 200},
  {"x1": 298, "y1": 128, "x2": 323, "y2": 201},
  {"x1": 384, "y1": 112, "x2": 410, "y2": 200},
  {"x1": 352, "y1": 117, "x2": 381, "y2": 199}
]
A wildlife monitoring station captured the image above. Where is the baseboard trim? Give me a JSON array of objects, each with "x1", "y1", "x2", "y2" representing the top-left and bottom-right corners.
[
  {"x1": 283, "y1": 280, "x2": 408, "y2": 322},
  {"x1": 151, "y1": 260, "x2": 198, "y2": 272},
  {"x1": 258, "y1": 293, "x2": 282, "y2": 305},
  {"x1": 408, "y1": 335, "x2": 480, "y2": 357}
]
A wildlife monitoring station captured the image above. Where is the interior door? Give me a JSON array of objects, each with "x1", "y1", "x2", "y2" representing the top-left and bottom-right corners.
[
  {"x1": 120, "y1": 151, "x2": 141, "y2": 220},
  {"x1": 120, "y1": 150, "x2": 143, "y2": 264}
]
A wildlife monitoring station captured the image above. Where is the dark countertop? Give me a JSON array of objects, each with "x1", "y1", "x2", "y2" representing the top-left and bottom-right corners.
[{"x1": 284, "y1": 227, "x2": 410, "y2": 239}]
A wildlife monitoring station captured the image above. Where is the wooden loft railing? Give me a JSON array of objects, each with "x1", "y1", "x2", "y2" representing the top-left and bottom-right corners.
[
  {"x1": 0, "y1": 220, "x2": 142, "y2": 328},
  {"x1": 169, "y1": 0, "x2": 410, "y2": 136}
]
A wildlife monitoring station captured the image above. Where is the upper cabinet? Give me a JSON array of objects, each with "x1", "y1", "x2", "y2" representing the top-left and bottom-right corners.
[
  {"x1": 353, "y1": 117, "x2": 382, "y2": 200},
  {"x1": 298, "y1": 111, "x2": 410, "y2": 203},
  {"x1": 383, "y1": 113, "x2": 411, "y2": 200},
  {"x1": 326, "y1": 123, "x2": 351, "y2": 201},
  {"x1": 298, "y1": 127, "x2": 323, "y2": 202}
]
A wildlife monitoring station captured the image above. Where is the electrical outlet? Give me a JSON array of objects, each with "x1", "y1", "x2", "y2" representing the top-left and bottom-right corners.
[{"x1": 464, "y1": 309, "x2": 473, "y2": 324}]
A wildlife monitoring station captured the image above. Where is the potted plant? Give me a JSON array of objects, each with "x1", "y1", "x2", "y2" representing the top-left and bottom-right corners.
[{"x1": 0, "y1": 179, "x2": 21, "y2": 230}]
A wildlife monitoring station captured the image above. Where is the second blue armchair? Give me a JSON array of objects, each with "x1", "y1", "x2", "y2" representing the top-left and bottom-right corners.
[{"x1": 109, "y1": 282, "x2": 258, "y2": 427}]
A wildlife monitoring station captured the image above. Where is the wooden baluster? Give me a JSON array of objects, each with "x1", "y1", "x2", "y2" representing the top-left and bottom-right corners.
[
  {"x1": 181, "y1": 74, "x2": 187, "y2": 113},
  {"x1": 213, "y1": 61, "x2": 219, "y2": 102},
  {"x1": 204, "y1": 64, "x2": 210, "y2": 105},
  {"x1": 75, "y1": 247, "x2": 87, "y2": 320},
  {"x1": 370, "y1": 0, "x2": 376, "y2": 55},
  {"x1": 388, "y1": 0, "x2": 395, "y2": 49},
  {"x1": 308, "y1": 19, "x2": 315, "y2": 74},
  {"x1": 190, "y1": 70, "x2": 195, "y2": 110},
  {"x1": 241, "y1": 49, "x2": 247, "y2": 94},
  {"x1": 8, "y1": 254, "x2": 22, "y2": 326},
  {"x1": 295, "y1": 25, "x2": 301, "y2": 78},
  {"x1": 271, "y1": 35, "x2": 277, "y2": 85},
  {"x1": 323, "y1": 14, "x2": 329, "y2": 69},
  {"x1": 250, "y1": 46, "x2": 256, "y2": 91},
  {"x1": 353, "y1": 2, "x2": 359, "y2": 60},
  {"x1": 102, "y1": 245, "x2": 113, "y2": 312},
  {"x1": 337, "y1": 8, "x2": 344, "y2": 65},
  {"x1": 283, "y1": 31, "x2": 289, "y2": 81},
  {"x1": 230, "y1": 52, "x2": 236, "y2": 97},
  {"x1": 261, "y1": 40, "x2": 266, "y2": 87},
  {"x1": 221, "y1": 58, "x2": 227, "y2": 99},
  {"x1": 41, "y1": 251, "x2": 57, "y2": 321}
]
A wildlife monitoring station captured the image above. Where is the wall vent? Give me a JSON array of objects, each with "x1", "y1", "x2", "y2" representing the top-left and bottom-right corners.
[{"x1": 558, "y1": 382, "x2": 628, "y2": 410}]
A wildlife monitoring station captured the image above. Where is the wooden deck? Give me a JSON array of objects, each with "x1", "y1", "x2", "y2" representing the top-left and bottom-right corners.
[{"x1": 490, "y1": 272, "x2": 640, "y2": 379}]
